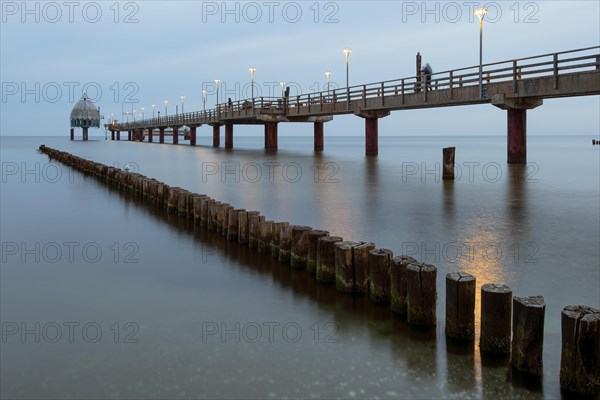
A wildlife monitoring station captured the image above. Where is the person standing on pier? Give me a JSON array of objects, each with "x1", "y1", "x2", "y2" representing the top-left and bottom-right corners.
[{"x1": 422, "y1": 63, "x2": 433, "y2": 91}]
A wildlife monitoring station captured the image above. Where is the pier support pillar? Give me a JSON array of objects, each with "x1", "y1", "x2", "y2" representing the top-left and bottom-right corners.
[
  {"x1": 111, "y1": 131, "x2": 115, "y2": 141},
  {"x1": 139, "y1": 129, "x2": 144, "y2": 142},
  {"x1": 492, "y1": 95, "x2": 543, "y2": 164},
  {"x1": 172, "y1": 127, "x2": 179, "y2": 144},
  {"x1": 128, "y1": 131, "x2": 132, "y2": 141},
  {"x1": 190, "y1": 126, "x2": 196, "y2": 146},
  {"x1": 116, "y1": 131, "x2": 120, "y2": 140},
  {"x1": 225, "y1": 123, "x2": 233, "y2": 148},
  {"x1": 212, "y1": 125, "x2": 221, "y2": 147},
  {"x1": 148, "y1": 128, "x2": 153, "y2": 143},
  {"x1": 314, "y1": 121, "x2": 324, "y2": 151},
  {"x1": 365, "y1": 118, "x2": 378, "y2": 155},
  {"x1": 82, "y1": 127, "x2": 88, "y2": 141},
  {"x1": 265, "y1": 123, "x2": 278, "y2": 150},
  {"x1": 159, "y1": 128, "x2": 165, "y2": 143},
  {"x1": 70, "y1": 128, "x2": 74, "y2": 140}
]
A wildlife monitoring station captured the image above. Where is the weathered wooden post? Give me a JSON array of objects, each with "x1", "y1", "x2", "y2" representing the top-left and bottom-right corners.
[
  {"x1": 354, "y1": 242, "x2": 375, "y2": 293},
  {"x1": 290, "y1": 226, "x2": 312, "y2": 269},
  {"x1": 167, "y1": 187, "x2": 181, "y2": 214},
  {"x1": 390, "y1": 255, "x2": 417, "y2": 315},
  {"x1": 200, "y1": 197, "x2": 211, "y2": 227},
  {"x1": 445, "y1": 272, "x2": 476, "y2": 340},
  {"x1": 278, "y1": 224, "x2": 293, "y2": 264},
  {"x1": 227, "y1": 209, "x2": 243, "y2": 241},
  {"x1": 316, "y1": 236, "x2": 343, "y2": 283},
  {"x1": 560, "y1": 305, "x2": 600, "y2": 396},
  {"x1": 306, "y1": 230, "x2": 329, "y2": 275},
  {"x1": 237, "y1": 210, "x2": 249, "y2": 244},
  {"x1": 208, "y1": 200, "x2": 220, "y2": 230},
  {"x1": 248, "y1": 213, "x2": 264, "y2": 249},
  {"x1": 271, "y1": 222, "x2": 289, "y2": 259},
  {"x1": 257, "y1": 220, "x2": 274, "y2": 254},
  {"x1": 221, "y1": 205, "x2": 233, "y2": 235},
  {"x1": 193, "y1": 195, "x2": 206, "y2": 224},
  {"x1": 443, "y1": 147, "x2": 455, "y2": 180},
  {"x1": 368, "y1": 248, "x2": 393, "y2": 303},
  {"x1": 335, "y1": 241, "x2": 361, "y2": 292},
  {"x1": 406, "y1": 262, "x2": 437, "y2": 327},
  {"x1": 511, "y1": 295, "x2": 545, "y2": 375},
  {"x1": 480, "y1": 283, "x2": 512, "y2": 354},
  {"x1": 186, "y1": 192, "x2": 195, "y2": 219}
]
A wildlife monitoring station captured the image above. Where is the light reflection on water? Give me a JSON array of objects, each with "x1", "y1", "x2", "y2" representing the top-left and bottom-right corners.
[{"x1": 1, "y1": 135, "x2": 598, "y2": 399}]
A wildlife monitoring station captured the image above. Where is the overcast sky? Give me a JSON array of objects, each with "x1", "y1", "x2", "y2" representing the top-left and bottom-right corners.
[{"x1": 1, "y1": 0, "x2": 599, "y2": 136}]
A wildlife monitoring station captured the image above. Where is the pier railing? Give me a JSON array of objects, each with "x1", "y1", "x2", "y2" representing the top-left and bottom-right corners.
[{"x1": 109, "y1": 46, "x2": 599, "y2": 131}]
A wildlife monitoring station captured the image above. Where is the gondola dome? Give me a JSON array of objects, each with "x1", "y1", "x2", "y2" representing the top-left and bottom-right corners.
[{"x1": 70, "y1": 93, "x2": 100, "y2": 128}]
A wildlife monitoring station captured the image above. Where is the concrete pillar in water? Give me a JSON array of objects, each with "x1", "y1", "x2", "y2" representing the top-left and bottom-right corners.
[
  {"x1": 172, "y1": 127, "x2": 179, "y2": 144},
  {"x1": 390, "y1": 256, "x2": 417, "y2": 315},
  {"x1": 111, "y1": 131, "x2": 115, "y2": 140},
  {"x1": 148, "y1": 128, "x2": 153, "y2": 143},
  {"x1": 159, "y1": 127, "x2": 165, "y2": 143},
  {"x1": 70, "y1": 128, "x2": 74, "y2": 140},
  {"x1": 368, "y1": 248, "x2": 393, "y2": 303},
  {"x1": 445, "y1": 271, "x2": 476, "y2": 340},
  {"x1": 511, "y1": 295, "x2": 545, "y2": 376},
  {"x1": 265, "y1": 123, "x2": 278, "y2": 150},
  {"x1": 212, "y1": 125, "x2": 220, "y2": 147},
  {"x1": 128, "y1": 131, "x2": 132, "y2": 141},
  {"x1": 560, "y1": 305, "x2": 600, "y2": 396},
  {"x1": 443, "y1": 147, "x2": 455, "y2": 180},
  {"x1": 290, "y1": 226, "x2": 312, "y2": 269},
  {"x1": 314, "y1": 121, "x2": 324, "y2": 151},
  {"x1": 406, "y1": 262, "x2": 437, "y2": 327},
  {"x1": 492, "y1": 96, "x2": 542, "y2": 164},
  {"x1": 480, "y1": 283, "x2": 512, "y2": 354},
  {"x1": 225, "y1": 123, "x2": 233, "y2": 148},
  {"x1": 306, "y1": 230, "x2": 329, "y2": 275},
  {"x1": 365, "y1": 118, "x2": 378, "y2": 155},
  {"x1": 116, "y1": 131, "x2": 121, "y2": 140},
  {"x1": 316, "y1": 236, "x2": 343, "y2": 283},
  {"x1": 189, "y1": 126, "x2": 196, "y2": 146}
]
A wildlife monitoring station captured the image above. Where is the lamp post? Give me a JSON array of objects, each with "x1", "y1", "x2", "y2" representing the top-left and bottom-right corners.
[
  {"x1": 343, "y1": 48, "x2": 352, "y2": 107},
  {"x1": 215, "y1": 79, "x2": 220, "y2": 117},
  {"x1": 325, "y1": 70, "x2": 332, "y2": 98},
  {"x1": 164, "y1": 100, "x2": 168, "y2": 116},
  {"x1": 140, "y1": 107, "x2": 144, "y2": 121},
  {"x1": 180, "y1": 96, "x2": 185, "y2": 114},
  {"x1": 202, "y1": 90, "x2": 207, "y2": 113},
  {"x1": 152, "y1": 104, "x2": 155, "y2": 118},
  {"x1": 133, "y1": 109, "x2": 136, "y2": 124},
  {"x1": 125, "y1": 111, "x2": 129, "y2": 124},
  {"x1": 280, "y1": 81, "x2": 285, "y2": 98},
  {"x1": 474, "y1": 7, "x2": 488, "y2": 99},
  {"x1": 249, "y1": 67, "x2": 256, "y2": 106}
]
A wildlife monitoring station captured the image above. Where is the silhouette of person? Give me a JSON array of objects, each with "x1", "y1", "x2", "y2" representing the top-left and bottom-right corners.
[{"x1": 421, "y1": 63, "x2": 432, "y2": 90}]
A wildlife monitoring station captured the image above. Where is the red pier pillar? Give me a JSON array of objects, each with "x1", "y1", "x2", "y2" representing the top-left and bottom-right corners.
[
  {"x1": 70, "y1": 128, "x2": 74, "y2": 140},
  {"x1": 365, "y1": 117, "x2": 378, "y2": 156},
  {"x1": 190, "y1": 126, "x2": 196, "y2": 146},
  {"x1": 116, "y1": 131, "x2": 121, "y2": 140},
  {"x1": 128, "y1": 131, "x2": 132, "y2": 141},
  {"x1": 265, "y1": 123, "x2": 278, "y2": 151},
  {"x1": 111, "y1": 131, "x2": 115, "y2": 141},
  {"x1": 507, "y1": 109, "x2": 527, "y2": 163},
  {"x1": 314, "y1": 121, "x2": 324, "y2": 151},
  {"x1": 213, "y1": 125, "x2": 221, "y2": 147},
  {"x1": 159, "y1": 128, "x2": 165, "y2": 143},
  {"x1": 148, "y1": 128, "x2": 153, "y2": 143},
  {"x1": 172, "y1": 127, "x2": 179, "y2": 144},
  {"x1": 225, "y1": 124, "x2": 233, "y2": 148},
  {"x1": 139, "y1": 130, "x2": 144, "y2": 142}
]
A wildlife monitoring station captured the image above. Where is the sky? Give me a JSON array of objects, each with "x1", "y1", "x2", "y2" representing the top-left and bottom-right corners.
[{"x1": 1, "y1": 0, "x2": 599, "y2": 136}]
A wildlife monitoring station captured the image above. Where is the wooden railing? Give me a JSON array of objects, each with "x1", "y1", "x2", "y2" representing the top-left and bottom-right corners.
[{"x1": 108, "y1": 46, "x2": 599, "y2": 131}]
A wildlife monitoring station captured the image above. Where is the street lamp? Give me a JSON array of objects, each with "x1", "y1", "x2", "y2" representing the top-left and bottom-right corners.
[
  {"x1": 164, "y1": 100, "x2": 168, "y2": 116},
  {"x1": 214, "y1": 80, "x2": 220, "y2": 106},
  {"x1": 140, "y1": 107, "x2": 144, "y2": 120},
  {"x1": 180, "y1": 96, "x2": 185, "y2": 114},
  {"x1": 343, "y1": 48, "x2": 352, "y2": 107},
  {"x1": 280, "y1": 81, "x2": 285, "y2": 98},
  {"x1": 474, "y1": 7, "x2": 488, "y2": 99},
  {"x1": 125, "y1": 111, "x2": 130, "y2": 123},
  {"x1": 133, "y1": 109, "x2": 136, "y2": 123},
  {"x1": 152, "y1": 104, "x2": 155, "y2": 118},
  {"x1": 325, "y1": 70, "x2": 332, "y2": 98},
  {"x1": 202, "y1": 90, "x2": 207, "y2": 113},
  {"x1": 249, "y1": 66, "x2": 256, "y2": 106}
]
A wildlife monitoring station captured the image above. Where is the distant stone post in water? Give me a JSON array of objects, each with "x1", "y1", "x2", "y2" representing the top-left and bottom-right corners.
[
  {"x1": 560, "y1": 305, "x2": 600, "y2": 396},
  {"x1": 406, "y1": 263, "x2": 437, "y2": 327},
  {"x1": 480, "y1": 283, "x2": 512, "y2": 354},
  {"x1": 390, "y1": 256, "x2": 417, "y2": 315},
  {"x1": 511, "y1": 295, "x2": 545, "y2": 376},
  {"x1": 445, "y1": 271, "x2": 476, "y2": 341},
  {"x1": 443, "y1": 147, "x2": 455, "y2": 180}
]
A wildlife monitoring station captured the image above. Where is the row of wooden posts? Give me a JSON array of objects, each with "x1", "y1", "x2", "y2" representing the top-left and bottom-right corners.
[{"x1": 38, "y1": 144, "x2": 600, "y2": 396}]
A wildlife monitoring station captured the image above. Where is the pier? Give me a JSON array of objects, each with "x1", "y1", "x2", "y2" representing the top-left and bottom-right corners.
[{"x1": 104, "y1": 46, "x2": 600, "y2": 163}]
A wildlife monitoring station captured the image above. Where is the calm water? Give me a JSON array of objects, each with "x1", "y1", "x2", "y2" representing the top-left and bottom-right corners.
[{"x1": 1, "y1": 134, "x2": 599, "y2": 399}]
